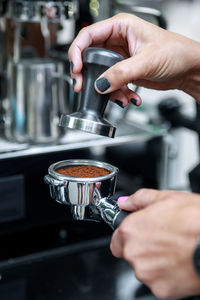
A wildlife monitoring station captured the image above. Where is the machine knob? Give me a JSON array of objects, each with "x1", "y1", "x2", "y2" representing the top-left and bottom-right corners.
[{"x1": 60, "y1": 47, "x2": 124, "y2": 138}]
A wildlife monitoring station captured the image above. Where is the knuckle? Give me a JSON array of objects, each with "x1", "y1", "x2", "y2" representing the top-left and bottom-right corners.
[
  {"x1": 109, "y1": 241, "x2": 116, "y2": 256},
  {"x1": 110, "y1": 62, "x2": 127, "y2": 85},
  {"x1": 79, "y1": 27, "x2": 87, "y2": 34},
  {"x1": 160, "y1": 190, "x2": 175, "y2": 201},
  {"x1": 151, "y1": 282, "x2": 172, "y2": 299},
  {"x1": 122, "y1": 247, "x2": 134, "y2": 263},
  {"x1": 118, "y1": 222, "x2": 130, "y2": 239},
  {"x1": 110, "y1": 238, "x2": 120, "y2": 258},
  {"x1": 68, "y1": 47, "x2": 72, "y2": 58},
  {"x1": 134, "y1": 264, "x2": 152, "y2": 284},
  {"x1": 109, "y1": 239, "x2": 114, "y2": 252},
  {"x1": 134, "y1": 268, "x2": 144, "y2": 282},
  {"x1": 134, "y1": 188, "x2": 149, "y2": 199},
  {"x1": 114, "y1": 13, "x2": 128, "y2": 20},
  {"x1": 77, "y1": 26, "x2": 90, "y2": 38}
]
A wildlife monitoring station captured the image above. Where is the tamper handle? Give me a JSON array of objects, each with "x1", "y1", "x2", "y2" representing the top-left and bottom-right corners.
[
  {"x1": 79, "y1": 47, "x2": 124, "y2": 116},
  {"x1": 60, "y1": 47, "x2": 124, "y2": 137}
]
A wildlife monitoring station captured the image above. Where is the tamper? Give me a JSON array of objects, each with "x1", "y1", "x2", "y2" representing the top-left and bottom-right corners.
[{"x1": 59, "y1": 47, "x2": 124, "y2": 138}]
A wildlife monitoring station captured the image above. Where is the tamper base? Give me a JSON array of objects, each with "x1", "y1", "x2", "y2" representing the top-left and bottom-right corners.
[{"x1": 59, "y1": 112, "x2": 116, "y2": 138}]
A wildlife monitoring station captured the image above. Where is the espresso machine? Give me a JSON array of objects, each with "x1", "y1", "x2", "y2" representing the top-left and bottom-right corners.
[
  {"x1": 0, "y1": 0, "x2": 8, "y2": 134},
  {"x1": 0, "y1": 1, "x2": 184, "y2": 300},
  {"x1": 1, "y1": 0, "x2": 79, "y2": 144}
]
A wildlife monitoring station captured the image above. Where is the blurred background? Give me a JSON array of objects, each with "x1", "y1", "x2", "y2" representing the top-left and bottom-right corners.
[{"x1": 0, "y1": 1, "x2": 200, "y2": 299}]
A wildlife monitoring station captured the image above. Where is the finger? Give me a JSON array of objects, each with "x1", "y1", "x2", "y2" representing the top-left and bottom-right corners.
[
  {"x1": 68, "y1": 17, "x2": 118, "y2": 74},
  {"x1": 110, "y1": 88, "x2": 129, "y2": 108},
  {"x1": 118, "y1": 188, "x2": 162, "y2": 211},
  {"x1": 110, "y1": 229, "x2": 123, "y2": 258},
  {"x1": 110, "y1": 85, "x2": 142, "y2": 107},
  {"x1": 94, "y1": 49, "x2": 151, "y2": 94},
  {"x1": 71, "y1": 72, "x2": 83, "y2": 92},
  {"x1": 125, "y1": 86, "x2": 142, "y2": 106}
]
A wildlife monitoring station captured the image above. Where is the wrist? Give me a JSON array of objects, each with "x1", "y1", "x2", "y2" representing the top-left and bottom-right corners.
[
  {"x1": 181, "y1": 40, "x2": 200, "y2": 102},
  {"x1": 182, "y1": 71, "x2": 200, "y2": 102},
  {"x1": 193, "y1": 237, "x2": 200, "y2": 278}
]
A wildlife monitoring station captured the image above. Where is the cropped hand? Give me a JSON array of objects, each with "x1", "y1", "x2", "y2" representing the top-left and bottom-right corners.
[
  {"x1": 110, "y1": 189, "x2": 200, "y2": 298},
  {"x1": 68, "y1": 13, "x2": 200, "y2": 107}
]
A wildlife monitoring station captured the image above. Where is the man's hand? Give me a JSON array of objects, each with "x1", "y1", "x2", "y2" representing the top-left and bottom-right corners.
[{"x1": 111, "y1": 189, "x2": 200, "y2": 298}]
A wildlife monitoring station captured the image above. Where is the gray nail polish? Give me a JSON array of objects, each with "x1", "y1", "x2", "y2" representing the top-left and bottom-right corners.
[
  {"x1": 70, "y1": 61, "x2": 74, "y2": 72},
  {"x1": 73, "y1": 78, "x2": 76, "y2": 87},
  {"x1": 96, "y1": 77, "x2": 110, "y2": 92},
  {"x1": 130, "y1": 98, "x2": 137, "y2": 106},
  {"x1": 114, "y1": 99, "x2": 124, "y2": 108}
]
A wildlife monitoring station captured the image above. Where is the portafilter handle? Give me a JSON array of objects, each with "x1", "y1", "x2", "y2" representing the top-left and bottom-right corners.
[
  {"x1": 96, "y1": 196, "x2": 130, "y2": 230},
  {"x1": 60, "y1": 47, "x2": 124, "y2": 138}
]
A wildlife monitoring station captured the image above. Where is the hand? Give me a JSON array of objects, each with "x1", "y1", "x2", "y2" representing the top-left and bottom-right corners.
[
  {"x1": 68, "y1": 13, "x2": 200, "y2": 106},
  {"x1": 110, "y1": 189, "x2": 200, "y2": 298}
]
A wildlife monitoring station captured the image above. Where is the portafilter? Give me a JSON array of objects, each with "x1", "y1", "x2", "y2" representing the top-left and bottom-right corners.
[{"x1": 44, "y1": 159, "x2": 129, "y2": 230}]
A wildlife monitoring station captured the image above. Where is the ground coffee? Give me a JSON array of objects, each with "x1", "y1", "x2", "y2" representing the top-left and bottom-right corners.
[{"x1": 56, "y1": 165, "x2": 110, "y2": 178}]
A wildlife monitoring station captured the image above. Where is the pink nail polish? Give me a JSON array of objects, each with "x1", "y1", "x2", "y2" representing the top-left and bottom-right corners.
[{"x1": 118, "y1": 196, "x2": 129, "y2": 203}]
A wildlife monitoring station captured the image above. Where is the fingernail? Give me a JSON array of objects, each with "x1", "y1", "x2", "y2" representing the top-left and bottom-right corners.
[
  {"x1": 130, "y1": 98, "x2": 138, "y2": 106},
  {"x1": 114, "y1": 99, "x2": 124, "y2": 108},
  {"x1": 118, "y1": 196, "x2": 129, "y2": 203},
  {"x1": 73, "y1": 78, "x2": 76, "y2": 87},
  {"x1": 96, "y1": 77, "x2": 110, "y2": 92},
  {"x1": 70, "y1": 61, "x2": 74, "y2": 72}
]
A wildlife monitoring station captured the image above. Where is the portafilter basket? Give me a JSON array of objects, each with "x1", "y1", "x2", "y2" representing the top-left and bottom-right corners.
[{"x1": 44, "y1": 159, "x2": 129, "y2": 230}]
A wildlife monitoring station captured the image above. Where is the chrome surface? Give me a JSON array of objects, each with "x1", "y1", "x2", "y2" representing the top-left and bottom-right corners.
[
  {"x1": 5, "y1": 58, "x2": 69, "y2": 144},
  {"x1": 9, "y1": 0, "x2": 79, "y2": 23},
  {"x1": 44, "y1": 159, "x2": 120, "y2": 227},
  {"x1": 13, "y1": 21, "x2": 21, "y2": 64},
  {"x1": 0, "y1": 20, "x2": 7, "y2": 74},
  {"x1": 59, "y1": 112, "x2": 116, "y2": 138},
  {"x1": 94, "y1": 197, "x2": 123, "y2": 230},
  {"x1": 0, "y1": 19, "x2": 7, "y2": 126}
]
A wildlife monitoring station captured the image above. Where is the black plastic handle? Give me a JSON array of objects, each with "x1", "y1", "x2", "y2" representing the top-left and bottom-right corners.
[
  {"x1": 108, "y1": 194, "x2": 131, "y2": 230},
  {"x1": 79, "y1": 47, "x2": 124, "y2": 117},
  {"x1": 113, "y1": 210, "x2": 130, "y2": 229}
]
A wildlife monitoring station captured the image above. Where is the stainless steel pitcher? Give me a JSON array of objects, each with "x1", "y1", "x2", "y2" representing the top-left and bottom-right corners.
[{"x1": 5, "y1": 58, "x2": 72, "y2": 144}]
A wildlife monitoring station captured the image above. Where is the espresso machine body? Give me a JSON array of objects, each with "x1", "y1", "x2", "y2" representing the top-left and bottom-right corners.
[
  {"x1": 0, "y1": 2, "x2": 179, "y2": 300},
  {"x1": 0, "y1": 0, "x2": 167, "y2": 260},
  {"x1": 0, "y1": 1, "x2": 9, "y2": 133},
  {"x1": 2, "y1": 0, "x2": 78, "y2": 144}
]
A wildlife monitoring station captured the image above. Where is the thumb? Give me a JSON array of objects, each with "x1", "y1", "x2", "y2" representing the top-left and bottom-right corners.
[
  {"x1": 118, "y1": 188, "x2": 162, "y2": 211},
  {"x1": 94, "y1": 50, "x2": 150, "y2": 94}
]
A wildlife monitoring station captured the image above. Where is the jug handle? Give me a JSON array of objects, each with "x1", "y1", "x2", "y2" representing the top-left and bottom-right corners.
[{"x1": 52, "y1": 72, "x2": 73, "y2": 85}]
